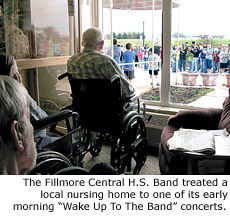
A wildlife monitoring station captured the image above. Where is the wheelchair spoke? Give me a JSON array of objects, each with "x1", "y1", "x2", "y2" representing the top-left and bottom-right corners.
[
  {"x1": 110, "y1": 112, "x2": 148, "y2": 175},
  {"x1": 90, "y1": 135, "x2": 103, "y2": 157}
]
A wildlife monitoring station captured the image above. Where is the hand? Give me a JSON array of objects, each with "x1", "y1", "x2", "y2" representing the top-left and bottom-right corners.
[{"x1": 10, "y1": 64, "x2": 22, "y2": 83}]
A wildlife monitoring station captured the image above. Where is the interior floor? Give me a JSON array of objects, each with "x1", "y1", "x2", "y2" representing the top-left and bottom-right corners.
[{"x1": 82, "y1": 145, "x2": 161, "y2": 175}]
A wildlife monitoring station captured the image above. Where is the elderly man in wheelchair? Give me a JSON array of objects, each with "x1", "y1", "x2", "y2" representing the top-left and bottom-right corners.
[
  {"x1": 58, "y1": 27, "x2": 150, "y2": 175},
  {"x1": 0, "y1": 76, "x2": 117, "y2": 175}
]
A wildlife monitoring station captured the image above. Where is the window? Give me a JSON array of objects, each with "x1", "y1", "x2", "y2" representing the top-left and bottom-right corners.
[
  {"x1": 102, "y1": 0, "x2": 163, "y2": 104},
  {"x1": 168, "y1": 0, "x2": 229, "y2": 109},
  {"x1": 31, "y1": 0, "x2": 71, "y2": 57},
  {"x1": 1, "y1": 0, "x2": 228, "y2": 114},
  {"x1": 102, "y1": 0, "x2": 229, "y2": 110},
  {"x1": 0, "y1": 0, "x2": 78, "y2": 114}
]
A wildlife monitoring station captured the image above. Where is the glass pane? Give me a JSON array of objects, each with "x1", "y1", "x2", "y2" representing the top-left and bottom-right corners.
[
  {"x1": 82, "y1": 0, "x2": 90, "y2": 33},
  {"x1": 170, "y1": 0, "x2": 229, "y2": 108},
  {"x1": 0, "y1": 0, "x2": 76, "y2": 114},
  {"x1": 38, "y1": 65, "x2": 71, "y2": 115},
  {"x1": 102, "y1": 0, "x2": 162, "y2": 104},
  {"x1": 0, "y1": 0, "x2": 71, "y2": 58},
  {"x1": 0, "y1": 0, "x2": 32, "y2": 58},
  {"x1": 31, "y1": 0, "x2": 70, "y2": 57},
  {"x1": 102, "y1": 0, "x2": 112, "y2": 52}
]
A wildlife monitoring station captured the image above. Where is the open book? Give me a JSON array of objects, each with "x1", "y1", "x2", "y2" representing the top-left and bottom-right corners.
[{"x1": 167, "y1": 128, "x2": 226, "y2": 154}]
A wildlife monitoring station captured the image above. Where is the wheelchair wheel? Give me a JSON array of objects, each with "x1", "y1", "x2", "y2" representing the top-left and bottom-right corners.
[
  {"x1": 26, "y1": 158, "x2": 72, "y2": 175},
  {"x1": 26, "y1": 151, "x2": 72, "y2": 175},
  {"x1": 90, "y1": 135, "x2": 103, "y2": 157},
  {"x1": 36, "y1": 150, "x2": 73, "y2": 166},
  {"x1": 110, "y1": 112, "x2": 148, "y2": 175},
  {"x1": 54, "y1": 166, "x2": 89, "y2": 175}
]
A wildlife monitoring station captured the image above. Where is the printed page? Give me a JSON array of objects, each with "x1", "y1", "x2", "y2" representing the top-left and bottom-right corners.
[
  {"x1": 180, "y1": 129, "x2": 214, "y2": 152},
  {"x1": 168, "y1": 129, "x2": 215, "y2": 153},
  {"x1": 214, "y1": 135, "x2": 230, "y2": 155}
]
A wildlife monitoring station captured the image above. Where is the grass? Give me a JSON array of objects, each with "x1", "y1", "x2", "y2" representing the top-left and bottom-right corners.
[
  {"x1": 148, "y1": 96, "x2": 160, "y2": 100},
  {"x1": 173, "y1": 87, "x2": 179, "y2": 91},
  {"x1": 198, "y1": 88, "x2": 215, "y2": 96},
  {"x1": 105, "y1": 38, "x2": 230, "y2": 48},
  {"x1": 105, "y1": 39, "x2": 154, "y2": 47}
]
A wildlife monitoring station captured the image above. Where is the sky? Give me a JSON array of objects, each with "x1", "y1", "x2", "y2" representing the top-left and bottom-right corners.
[
  {"x1": 107, "y1": 0, "x2": 230, "y2": 39},
  {"x1": 30, "y1": 0, "x2": 230, "y2": 40},
  {"x1": 178, "y1": 0, "x2": 230, "y2": 36}
]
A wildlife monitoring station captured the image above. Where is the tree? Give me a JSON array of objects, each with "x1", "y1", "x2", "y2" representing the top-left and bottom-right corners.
[
  {"x1": 136, "y1": 32, "x2": 141, "y2": 39},
  {"x1": 172, "y1": 32, "x2": 186, "y2": 38},
  {"x1": 113, "y1": 32, "x2": 117, "y2": 38},
  {"x1": 122, "y1": 32, "x2": 128, "y2": 39},
  {"x1": 131, "y1": 32, "x2": 138, "y2": 39},
  {"x1": 117, "y1": 32, "x2": 122, "y2": 39},
  {"x1": 42, "y1": 26, "x2": 60, "y2": 42}
]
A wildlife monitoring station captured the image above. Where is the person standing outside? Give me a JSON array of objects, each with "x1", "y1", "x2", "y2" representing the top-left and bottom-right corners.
[
  {"x1": 123, "y1": 43, "x2": 135, "y2": 83},
  {"x1": 106, "y1": 38, "x2": 121, "y2": 65},
  {"x1": 134, "y1": 44, "x2": 139, "y2": 67},
  {"x1": 227, "y1": 44, "x2": 230, "y2": 73},
  {"x1": 154, "y1": 41, "x2": 161, "y2": 56},
  {"x1": 186, "y1": 47, "x2": 193, "y2": 72},
  {"x1": 178, "y1": 45, "x2": 187, "y2": 72},
  {"x1": 171, "y1": 44, "x2": 178, "y2": 73},
  {"x1": 205, "y1": 43, "x2": 213, "y2": 73},
  {"x1": 213, "y1": 44, "x2": 221, "y2": 73},
  {"x1": 137, "y1": 46, "x2": 143, "y2": 68},
  {"x1": 191, "y1": 44, "x2": 201, "y2": 73},
  {"x1": 149, "y1": 48, "x2": 160, "y2": 86},
  {"x1": 200, "y1": 43, "x2": 207, "y2": 73},
  {"x1": 219, "y1": 45, "x2": 228, "y2": 74},
  {"x1": 143, "y1": 43, "x2": 149, "y2": 71}
]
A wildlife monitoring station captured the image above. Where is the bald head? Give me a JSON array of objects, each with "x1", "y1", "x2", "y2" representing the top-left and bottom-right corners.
[{"x1": 82, "y1": 27, "x2": 104, "y2": 51}]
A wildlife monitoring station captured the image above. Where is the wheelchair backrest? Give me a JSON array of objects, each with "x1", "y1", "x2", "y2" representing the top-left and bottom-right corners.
[{"x1": 68, "y1": 74, "x2": 124, "y2": 133}]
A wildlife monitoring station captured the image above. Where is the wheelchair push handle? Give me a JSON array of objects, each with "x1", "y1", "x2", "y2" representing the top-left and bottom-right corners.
[{"x1": 58, "y1": 72, "x2": 71, "y2": 80}]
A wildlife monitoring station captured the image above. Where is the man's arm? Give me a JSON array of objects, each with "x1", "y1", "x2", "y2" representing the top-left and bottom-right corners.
[
  {"x1": 104, "y1": 58, "x2": 136, "y2": 100},
  {"x1": 106, "y1": 47, "x2": 111, "y2": 56}
]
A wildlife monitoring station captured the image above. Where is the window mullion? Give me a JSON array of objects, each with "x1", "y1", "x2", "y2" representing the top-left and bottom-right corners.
[{"x1": 161, "y1": 0, "x2": 172, "y2": 106}]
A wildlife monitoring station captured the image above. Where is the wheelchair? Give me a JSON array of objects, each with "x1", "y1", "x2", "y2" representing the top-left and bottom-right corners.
[
  {"x1": 58, "y1": 72, "x2": 150, "y2": 174},
  {"x1": 26, "y1": 109, "x2": 83, "y2": 175}
]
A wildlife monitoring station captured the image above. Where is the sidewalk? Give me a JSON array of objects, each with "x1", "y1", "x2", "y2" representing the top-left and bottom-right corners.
[{"x1": 132, "y1": 67, "x2": 229, "y2": 109}]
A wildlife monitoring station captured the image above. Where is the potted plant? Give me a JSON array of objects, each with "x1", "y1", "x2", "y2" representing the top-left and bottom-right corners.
[
  {"x1": 200, "y1": 73, "x2": 219, "y2": 86},
  {"x1": 181, "y1": 72, "x2": 199, "y2": 86},
  {"x1": 226, "y1": 74, "x2": 230, "y2": 87}
]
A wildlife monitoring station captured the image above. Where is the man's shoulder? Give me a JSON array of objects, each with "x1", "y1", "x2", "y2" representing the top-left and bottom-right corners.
[{"x1": 68, "y1": 51, "x2": 112, "y2": 64}]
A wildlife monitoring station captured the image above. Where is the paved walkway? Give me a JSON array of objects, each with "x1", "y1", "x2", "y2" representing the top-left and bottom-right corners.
[{"x1": 132, "y1": 67, "x2": 229, "y2": 109}]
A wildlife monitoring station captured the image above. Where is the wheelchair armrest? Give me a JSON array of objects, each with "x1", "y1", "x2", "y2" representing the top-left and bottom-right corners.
[
  {"x1": 124, "y1": 93, "x2": 147, "y2": 120},
  {"x1": 32, "y1": 109, "x2": 75, "y2": 132},
  {"x1": 110, "y1": 74, "x2": 120, "y2": 83},
  {"x1": 61, "y1": 104, "x2": 72, "y2": 111},
  {"x1": 125, "y1": 93, "x2": 141, "y2": 103}
]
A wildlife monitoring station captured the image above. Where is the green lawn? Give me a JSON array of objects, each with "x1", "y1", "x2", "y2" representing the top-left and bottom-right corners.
[
  {"x1": 105, "y1": 39, "x2": 153, "y2": 48},
  {"x1": 105, "y1": 38, "x2": 230, "y2": 48}
]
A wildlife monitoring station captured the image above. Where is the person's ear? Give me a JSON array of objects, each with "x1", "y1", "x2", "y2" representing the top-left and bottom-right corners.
[
  {"x1": 10, "y1": 120, "x2": 24, "y2": 152},
  {"x1": 100, "y1": 40, "x2": 104, "y2": 49}
]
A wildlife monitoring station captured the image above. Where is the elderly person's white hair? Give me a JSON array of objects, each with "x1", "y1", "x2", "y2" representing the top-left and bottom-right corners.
[
  {"x1": 82, "y1": 27, "x2": 104, "y2": 49},
  {"x1": 0, "y1": 76, "x2": 29, "y2": 141}
]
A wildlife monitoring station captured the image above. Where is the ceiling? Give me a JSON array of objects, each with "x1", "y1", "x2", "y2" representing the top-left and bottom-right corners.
[{"x1": 103, "y1": 0, "x2": 180, "y2": 10}]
